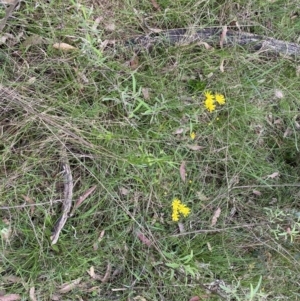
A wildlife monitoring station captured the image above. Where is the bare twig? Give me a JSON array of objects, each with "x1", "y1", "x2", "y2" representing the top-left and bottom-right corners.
[
  {"x1": 69, "y1": 185, "x2": 97, "y2": 217},
  {"x1": 100, "y1": 263, "x2": 112, "y2": 283},
  {"x1": 168, "y1": 223, "x2": 265, "y2": 237},
  {"x1": 0, "y1": 0, "x2": 19, "y2": 32},
  {"x1": 150, "y1": 0, "x2": 161, "y2": 11},
  {"x1": 0, "y1": 199, "x2": 62, "y2": 210},
  {"x1": 21, "y1": 195, "x2": 35, "y2": 215},
  {"x1": 231, "y1": 183, "x2": 300, "y2": 189},
  {"x1": 50, "y1": 154, "x2": 73, "y2": 245},
  {"x1": 219, "y1": 25, "x2": 227, "y2": 48}
]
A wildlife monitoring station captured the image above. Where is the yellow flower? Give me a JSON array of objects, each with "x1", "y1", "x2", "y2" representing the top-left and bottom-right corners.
[
  {"x1": 204, "y1": 97, "x2": 216, "y2": 112},
  {"x1": 190, "y1": 132, "x2": 196, "y2": 140},
  {"x1": 172, "y1": 198, "x2": 181, "y2": 221},
  {"x1": 215, "y1": 93, "x2": 225, "y2": 105},
  {"x1": 172, "y1": 210, "x2": 180, "y2": 222},
  {"x1": 204, "y1": 91, "x2": 216, "y2": 112},
  {"x1": 172, "y1": 198, "x2": 181, "y2": 208},
  {"x1": 171, "y1": 198, "x2": 191, "y2": 221},
  {"x1": 178, "y1": 203, "x2": 191, "y2": 217},
  {"x1": 204, "y1": 90, "x2": 214, "y2": 102}
]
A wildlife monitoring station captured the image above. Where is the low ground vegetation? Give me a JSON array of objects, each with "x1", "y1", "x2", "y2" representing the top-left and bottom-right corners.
[{"x1": 1, "y1": 0, "x2": 300, "y2": 300}]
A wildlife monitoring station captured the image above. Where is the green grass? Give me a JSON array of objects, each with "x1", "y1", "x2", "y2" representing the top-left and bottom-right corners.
[{"x1": 1, "y1": 0, "x2": 300, "y2": 300}]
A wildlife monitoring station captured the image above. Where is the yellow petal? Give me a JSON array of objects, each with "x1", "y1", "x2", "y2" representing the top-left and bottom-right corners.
[{"x1": 215, "y1": 93, "x2": 225, "y2": 105}]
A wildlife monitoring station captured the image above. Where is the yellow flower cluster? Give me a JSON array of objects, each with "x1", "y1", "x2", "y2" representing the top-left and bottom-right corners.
[
  {"x1": 204, "y1": 91, "x2": 226, "y2": 112},
  {"x1": 172, "y1": 198, "x2": 191, "y2": 222}
]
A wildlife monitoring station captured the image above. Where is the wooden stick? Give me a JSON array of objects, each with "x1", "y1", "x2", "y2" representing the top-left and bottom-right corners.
[
  {"x1": 69, "y1": 185, "x2": 97, "y2": 217},
  {"x1": 51, "y1": 156, "x2": 73, "y2": 245},
  {"x1": 0, "y1": 0, "x2": 19, "y2": 32}
]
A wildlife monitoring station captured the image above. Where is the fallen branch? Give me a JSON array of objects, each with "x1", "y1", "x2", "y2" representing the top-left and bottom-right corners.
[
  {"x1": 50, "y1": 155, "x2": 73, "y2": 245},
  {"x1": 124, "y1": 27, "x2": 300, "y2": 57}
]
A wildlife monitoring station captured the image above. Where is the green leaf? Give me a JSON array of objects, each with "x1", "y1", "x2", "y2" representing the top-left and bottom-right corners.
[
  {"x1": 165, "y1": 262, "x2": 180, "y2": 269},
  {"x1": 187, "y1": 79, "x2": 207, "y2": 94}
]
